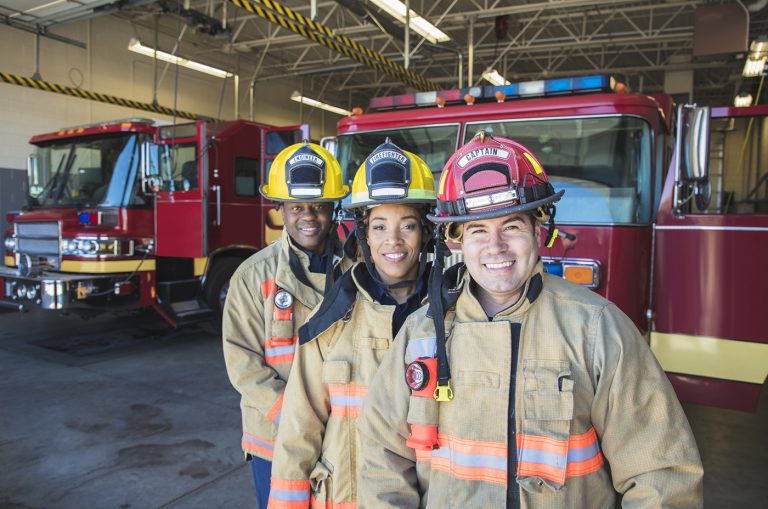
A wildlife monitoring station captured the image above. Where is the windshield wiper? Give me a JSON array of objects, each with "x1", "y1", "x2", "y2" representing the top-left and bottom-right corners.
[{"x1": 52, "y1": 148, "x2": 78, "y2": 203}]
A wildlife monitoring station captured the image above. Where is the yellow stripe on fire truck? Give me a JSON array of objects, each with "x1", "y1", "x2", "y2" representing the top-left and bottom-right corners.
[{"x1": 650, "y1": 332, "x2": 768, "y2": 385}]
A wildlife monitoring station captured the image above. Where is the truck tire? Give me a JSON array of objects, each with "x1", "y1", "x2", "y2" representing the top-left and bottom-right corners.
[{"x1": 203, "y1": 257, "x2": 243, "y2": 313}]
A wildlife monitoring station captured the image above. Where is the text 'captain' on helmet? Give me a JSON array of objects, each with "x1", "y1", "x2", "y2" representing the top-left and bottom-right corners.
[{"x1": 428, "y1": 131, "x2": 564, "y2": 224}]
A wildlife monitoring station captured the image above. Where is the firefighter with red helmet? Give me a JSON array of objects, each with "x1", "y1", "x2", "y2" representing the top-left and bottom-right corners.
[
  {"x1": 357, "y1": 132, "x2": 703, "y2": 508},
  {"x1": 267, "y1": 140, "x2": 436, "y2": 509},
  {"x1": 223, "y1": 141, "x2": 351, "y2": 509}
]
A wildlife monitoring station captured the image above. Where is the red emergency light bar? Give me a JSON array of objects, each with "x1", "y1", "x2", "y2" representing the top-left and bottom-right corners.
[{"x1": 369, "y1": 75, "x2": 617, "y2": 111}]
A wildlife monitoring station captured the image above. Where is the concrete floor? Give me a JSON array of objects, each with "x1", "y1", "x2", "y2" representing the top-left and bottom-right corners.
[{"x1": 0, "y1": 309, "x2": 765, "y2": 509}]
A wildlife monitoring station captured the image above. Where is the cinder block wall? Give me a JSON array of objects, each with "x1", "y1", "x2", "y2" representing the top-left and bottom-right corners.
[{"x1": 0, "y1": 16, "x2": 340, "y2": 171}]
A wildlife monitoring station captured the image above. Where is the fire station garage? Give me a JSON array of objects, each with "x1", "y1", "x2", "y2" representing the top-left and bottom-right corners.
[{"x1": 1, "y1": 1, "x2": 767, "y2": 507}]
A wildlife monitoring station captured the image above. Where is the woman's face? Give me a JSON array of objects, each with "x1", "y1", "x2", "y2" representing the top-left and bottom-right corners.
[{"x1": 366, "y1": 203, "x2": 424, "y2": 286}]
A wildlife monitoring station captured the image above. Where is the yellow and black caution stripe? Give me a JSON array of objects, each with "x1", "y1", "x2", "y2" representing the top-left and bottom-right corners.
[
  {"x1": 0, "y1": 71, "x2": 206, "y2": 120},
  {"x1": 229, "y1": 0, "x2": 438, "y2": 92}
]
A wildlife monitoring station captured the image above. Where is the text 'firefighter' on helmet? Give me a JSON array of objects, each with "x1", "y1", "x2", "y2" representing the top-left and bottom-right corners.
[
  {"x1": 346, "y1": 138, "x2": 436, "y2": 210},
  {"x1": 428, "y1": 131, "x2": 564, "y2": 224},
  {"x1": 344, "y1": 139, "x2": 437, "y2": 289},
  {"x1": 260, "y1": 141, "x2": 350, "y2": 202}
]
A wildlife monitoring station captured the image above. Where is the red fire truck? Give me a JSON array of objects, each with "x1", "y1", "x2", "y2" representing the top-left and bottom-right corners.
[
  {"x1": 1, "y1": 118, "x2": 305, "y2": 326},
  {"x1": 327, "y1": 75, "x2": 768, "y2": 412}
]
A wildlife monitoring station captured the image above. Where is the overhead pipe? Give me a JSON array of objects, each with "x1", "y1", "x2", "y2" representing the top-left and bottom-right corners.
[
  {"x1": 404, "y1": 0, "x2": 410, "y2": 70},
  {"x1": 468, "y1": 16, "x2": 474, "y2": 87}
]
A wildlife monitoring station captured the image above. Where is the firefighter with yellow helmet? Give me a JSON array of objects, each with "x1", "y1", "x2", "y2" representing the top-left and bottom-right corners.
[
  {"x1": 223, "y1": 141, "x2": 351, "y2": 509},
  {"x1": 357, "y1": 132, "x2": 703, "y2": 508},
  {"x1": 267, "y1": 139, "x2": 436, "y2": 509}
]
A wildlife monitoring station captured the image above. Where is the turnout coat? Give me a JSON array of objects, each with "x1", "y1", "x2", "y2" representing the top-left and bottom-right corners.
[{"x1": 357, "y1": 262, "x2": 703, "y2": 509}]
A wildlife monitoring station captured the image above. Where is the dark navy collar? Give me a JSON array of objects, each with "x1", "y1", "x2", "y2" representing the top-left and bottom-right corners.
[
  {"x1": 294, "y1": 240, "x2": 329, "y2": 274},
  {"x1": 365, "y1": 266, "x2": 425, "y2": 306}
]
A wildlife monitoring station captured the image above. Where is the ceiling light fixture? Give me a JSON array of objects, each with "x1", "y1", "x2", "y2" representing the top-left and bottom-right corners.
[
  {"x1": 743, "y1": 55, "x2": 766, "y2": 78},
  {"x1": 290, "y1": 91, "x2": 351, "y2": 116},
  {"x1": 743, "y1": 37, "x2": 768, "y2": 78},
  {"x1": 368, "y1": 0, "x2": 450, "y2": 44},
  {"x1": 128, "y1": 38, "x2": 233, "y2": 79},
  {"x1": 481, "y1": 69, "x2": 510, "y2": 86},
  {"x1": 734, "y1": 93, "x2": 753, "y2": 107}
]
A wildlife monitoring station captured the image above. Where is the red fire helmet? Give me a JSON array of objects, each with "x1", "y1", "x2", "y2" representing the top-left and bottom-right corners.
[{"x1": 428, "y1": 132, "x2": 564, "y2": 223}]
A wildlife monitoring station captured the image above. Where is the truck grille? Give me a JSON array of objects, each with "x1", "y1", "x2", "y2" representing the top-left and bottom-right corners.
[{"x1": 15, "y1": 221, "x2": 60, "y2": 265}]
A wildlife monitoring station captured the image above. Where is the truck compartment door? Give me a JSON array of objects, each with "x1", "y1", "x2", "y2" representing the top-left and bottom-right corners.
[{"x1": 154, "y1": 122, "x2": 206, "y2": 258}]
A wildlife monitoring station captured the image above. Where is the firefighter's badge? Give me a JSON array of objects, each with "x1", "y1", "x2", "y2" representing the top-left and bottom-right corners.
[{"x1": 274, "y1": 290, "x2": 293, "y2": 310}]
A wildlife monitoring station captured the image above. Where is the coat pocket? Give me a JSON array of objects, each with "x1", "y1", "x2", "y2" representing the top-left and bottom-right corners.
[
  {"x1": 323, "y1": 361, "x2": 351, "y2": 385},
  {"x1": 518, "y1": 360, "x2": 574, "y2": 492},
  {"x1": 354, "y1": 337, "x2": 391, "y2": 384}
]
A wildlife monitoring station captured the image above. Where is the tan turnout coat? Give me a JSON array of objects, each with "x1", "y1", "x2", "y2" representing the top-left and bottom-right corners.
[
  {"x1": 223, "y1": 229, "x2": 347, "y2": 462},
  {"x1": 269, "y1": 263, "x2": 420, "y2": 509},
  {"x1": 357, "y1": 263, "x2": 703, "y2": 509}
]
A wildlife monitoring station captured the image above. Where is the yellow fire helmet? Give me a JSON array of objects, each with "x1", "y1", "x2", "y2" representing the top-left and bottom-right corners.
[
  {"x1": 260, "y1": 141, "x2": 350, "y2": 202},
  {"x1": 346, "y1": 138, "x2": 437, "y2": 211}
]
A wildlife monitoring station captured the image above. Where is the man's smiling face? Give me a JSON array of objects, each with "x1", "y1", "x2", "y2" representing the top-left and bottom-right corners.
[{"x1": 460, "y1": 212, "x2": 540, "y2": 313}]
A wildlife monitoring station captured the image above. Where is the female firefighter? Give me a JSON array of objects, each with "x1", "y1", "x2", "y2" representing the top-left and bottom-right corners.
[{"x1": 266, "y1": 139, "x2": 437, "y2": 509}]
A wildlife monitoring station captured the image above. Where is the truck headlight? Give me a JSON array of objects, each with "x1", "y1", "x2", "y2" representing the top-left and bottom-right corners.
[
  {"x1": 61, "y1": 237, "x2": 134, "y2": 257},
  {"x1": 3, "y1": 236, "x2": 16, "y2": 252},
  {"x1": 77, "y1": 239, "x2": 99, "y2": 254}
]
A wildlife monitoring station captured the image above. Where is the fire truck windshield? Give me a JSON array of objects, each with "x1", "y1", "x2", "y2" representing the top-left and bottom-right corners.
[
  {"x1": 336, "y1": 124, "x2": 460, "y2": 189},
  {"x1": 466, "y1": 116, "x2": 652, "y2": 224},
  {"x1": 28, "y1": 133, "x2": 148, "y2": 209}
]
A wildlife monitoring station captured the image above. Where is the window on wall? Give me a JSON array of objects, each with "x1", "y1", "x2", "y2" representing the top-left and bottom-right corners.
[{"x1": 235, "y1": 157, "x2": 260, "y2": 196}]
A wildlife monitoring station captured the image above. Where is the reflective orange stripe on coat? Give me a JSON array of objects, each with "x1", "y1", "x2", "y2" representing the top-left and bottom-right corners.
[
  {"x1": 242, "y1": 431, "x2": 275, "y2": 459},
  {"x1": 268, "y1": 478, "x2": 310, "y2": 509},
  {"x1": 415, "y1": 428, "x2": 603, "y2": 485},
  {"x1": 329, "y1": 385, "x2": 368, "y2": 417},
  {"x1": 516, "y1": 427, "x2": 604, "y2": 484},
  {"x1": 415, "y1": 433, "x2": 508, "y2": 485},
  {"x1": 267, "y1": 393, "x2": 284, "y2": 425},
  {"x1": 265, "y1": 336, "x2": 298, "y2": 365},
  {"x1": 261, "y1": 278, "x2": 296, "y2": 364}
]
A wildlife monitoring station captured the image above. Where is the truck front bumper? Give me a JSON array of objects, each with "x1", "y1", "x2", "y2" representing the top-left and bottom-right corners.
[{"x1": 0, "y1": 266, "x2": 135, "y2": 311}]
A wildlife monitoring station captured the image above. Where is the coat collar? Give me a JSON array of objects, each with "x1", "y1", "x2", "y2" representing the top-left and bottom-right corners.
[
  {"x1": 454, "y1": 261, "x2": 545, "y2": 322},
  {"x1": 275, "y1": 228, "x2": 342, "y2": 308}
]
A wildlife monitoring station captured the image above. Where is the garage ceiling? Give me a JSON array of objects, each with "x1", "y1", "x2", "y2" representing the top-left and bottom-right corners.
[{"x1": 2, "y1": 0, "x2": 767, "y2": 111}]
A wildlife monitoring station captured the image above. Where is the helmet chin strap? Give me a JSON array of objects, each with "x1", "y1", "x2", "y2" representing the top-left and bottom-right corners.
[
  {"x1": 428, "y1": 224, "x2": 453, "y2": 401},
  {"x1": 543, "y1": 204, "x2": 559, "y2": 249}
]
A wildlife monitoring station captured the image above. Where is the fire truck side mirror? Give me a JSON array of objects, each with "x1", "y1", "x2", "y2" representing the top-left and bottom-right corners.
[
  {"x1": 673, "y1": 105, "x2": 712, "y2": 214},
  {"x1": 140, "y1": 141, "x2": 160, "y2": 193},
  {"x1": 684, "y1": 106, "x2": 711, "y2": 182},
  {"x1": 27, "y1": 154, "x2": 42, "y2": 198},
  {"x1": 320, "y1": 136, "x2": 337, "y2": 157}
]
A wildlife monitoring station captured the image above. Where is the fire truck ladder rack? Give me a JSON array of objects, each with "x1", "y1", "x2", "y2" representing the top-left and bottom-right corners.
[{"x1": 0, "y1": 71, "x2": 208, "y2": 121}]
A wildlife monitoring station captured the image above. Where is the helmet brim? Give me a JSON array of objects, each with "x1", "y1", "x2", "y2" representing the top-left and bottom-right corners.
[
  {"x1": 259, "y1": 185, "x2": 350, "y2": 203},
  {"x1": 427, "y1": 189, "x2": 565, "y2": 223},
  {"x1": 345, "y1": 197, "x2": 436, "y2": 211}
]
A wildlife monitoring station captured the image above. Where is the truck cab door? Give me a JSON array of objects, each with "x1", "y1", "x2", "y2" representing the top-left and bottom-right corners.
[
  {"x1": 261, "y1": 125, "x2": 309, "y2": 246},
  {"x1": 154, "y1": 122, "x2": 207, "y2": 258},
  {"x1": 652, "y1": 104, "x2": 768, "y2": 411}
]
